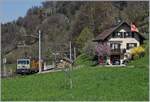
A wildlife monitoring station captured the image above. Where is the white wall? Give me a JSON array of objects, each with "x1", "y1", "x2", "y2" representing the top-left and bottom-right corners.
[{"x1": 108, "y1": 26, "x2": 140, "y2": 53}]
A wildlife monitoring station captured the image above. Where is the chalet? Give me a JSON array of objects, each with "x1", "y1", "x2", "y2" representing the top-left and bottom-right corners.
[{"x1": 93, "y1": 21, "x2": 146, "y2": 65}]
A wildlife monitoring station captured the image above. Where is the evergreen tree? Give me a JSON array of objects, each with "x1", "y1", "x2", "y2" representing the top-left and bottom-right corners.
[{"x1": 76, "y1": 27, "x2": 94, "y2": 49}]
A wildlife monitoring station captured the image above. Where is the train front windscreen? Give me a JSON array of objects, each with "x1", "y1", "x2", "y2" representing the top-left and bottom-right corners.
[{"x1": 17, "y1": 59, "x2": 30, "y2": 69}]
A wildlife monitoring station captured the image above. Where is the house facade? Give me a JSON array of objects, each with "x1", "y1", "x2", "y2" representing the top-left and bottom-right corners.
[{"x1": 93, "y1": 21, "x2": 145, "y2": 65}]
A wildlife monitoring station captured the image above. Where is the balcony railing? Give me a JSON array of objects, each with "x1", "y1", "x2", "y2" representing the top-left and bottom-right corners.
[{"x1": 111, "y1": 49, "x2": 126, "y2": 54}]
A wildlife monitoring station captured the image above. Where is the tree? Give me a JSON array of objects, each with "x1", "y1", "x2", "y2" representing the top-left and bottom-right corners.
[
  {"x1": 95, "y1": 42, "x2": 111, "y2": 64},
  {"x1": 95, "y1": 42, "x2": 111, "y2": 57},
  {"x1": 76, "y1": 27, "x2": 94, "y2": 49},
  {"x1": 83, "y1": 40, "x2": 96, "y2": 57}
]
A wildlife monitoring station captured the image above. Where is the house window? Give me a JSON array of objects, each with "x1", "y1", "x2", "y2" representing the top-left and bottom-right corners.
[
  {"x1": 125, "y1": 32, "x2": 132, "y2": 38},
  {"x1": 117, "y1": 32, "x2": 121, "y2": 37},
  {"x1": 126, "y1": 43, "x2": 137, "y2": 49},
  {"x1": 120, "y1": 32, "x2": 123, "y2": 38},
  {"x1": 111, "y1": 43, "x2": 121, "y2": 49}
]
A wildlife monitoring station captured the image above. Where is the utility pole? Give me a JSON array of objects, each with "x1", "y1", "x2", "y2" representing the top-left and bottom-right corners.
[
  {"x1": 52, "y1": 52, "x2": 59, "y2": 68},
  {"x1": 69, "y1": 41, "x2": 72, "y2": 60},
  {"x1": 39, "y1": 30, "x2": 42, "y2": 73},
  {"x1": 3, "y1": 58, "x2": 7, "y2": 77},
  {"x1": 23, "y1": 41, "x2": 27, "y2": 58},
  {"x1": 73, "y1": 47, "x2": 76, "y2": 60}
]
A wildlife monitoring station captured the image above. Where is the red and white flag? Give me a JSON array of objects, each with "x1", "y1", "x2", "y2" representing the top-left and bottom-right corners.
[{"x1": 131, "y1": 23, "x2": 139, "y2": 32}]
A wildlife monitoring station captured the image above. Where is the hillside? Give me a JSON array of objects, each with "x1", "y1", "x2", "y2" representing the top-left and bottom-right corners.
[
  {"x1": 2, "y1": 53, "x2": 149, "y2": 101},
  {"x1": 1, "y1": 1, "x2": 149, "y2": 63}
]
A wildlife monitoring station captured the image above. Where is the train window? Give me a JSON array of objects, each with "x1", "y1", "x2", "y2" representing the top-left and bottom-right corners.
[
  {"x1": 18, "y1": 61, "x2": 25, "y2": 64},
  {"x1": 26, "y1": 60, "x2": 30, "y2": 64}
]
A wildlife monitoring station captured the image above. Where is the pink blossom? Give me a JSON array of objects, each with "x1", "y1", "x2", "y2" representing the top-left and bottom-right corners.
[{"x1": 95, "y1": 42, "x2": 111, "y2": 56}]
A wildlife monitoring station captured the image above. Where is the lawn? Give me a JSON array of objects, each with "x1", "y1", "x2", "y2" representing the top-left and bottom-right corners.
[{"x1": 2, "y1": 64, "x2": 149, "y2": 101}]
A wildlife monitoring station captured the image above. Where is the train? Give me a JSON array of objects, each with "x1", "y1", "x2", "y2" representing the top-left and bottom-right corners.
[{"x1": 16, "y1": 58, "x2": 44, "y2": 74}]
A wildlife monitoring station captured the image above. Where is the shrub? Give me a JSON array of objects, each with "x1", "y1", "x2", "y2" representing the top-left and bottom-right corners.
[
  {"x1": 74, "y1": 53, "x2": 92, "y2": 66},
  {"x1": 130, "y1": 46, "x2": 145, "y2": 60}
]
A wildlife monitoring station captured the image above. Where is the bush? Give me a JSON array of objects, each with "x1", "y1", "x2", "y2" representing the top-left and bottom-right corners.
[
  {"x1": 130, "y1": 46, "x2": 145, "y2": 60},
  {"x1": 74, "y1": 53, "x2": 92, "y2": 66}
]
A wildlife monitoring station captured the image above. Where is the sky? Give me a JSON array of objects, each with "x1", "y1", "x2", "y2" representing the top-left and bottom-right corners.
[{"x1": 0, "y1": 0, "x2": 43, "y2": 24}]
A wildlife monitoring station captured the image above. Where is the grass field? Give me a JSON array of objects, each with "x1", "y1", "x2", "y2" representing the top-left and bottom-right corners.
[{"x1": 2, "y1": 62, "x2": 149, "y2": 101}]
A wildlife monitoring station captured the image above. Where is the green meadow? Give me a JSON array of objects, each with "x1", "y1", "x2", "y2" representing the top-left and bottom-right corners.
[{"x1": 2, "y1": 57, "x2": 148, "y2": 101}]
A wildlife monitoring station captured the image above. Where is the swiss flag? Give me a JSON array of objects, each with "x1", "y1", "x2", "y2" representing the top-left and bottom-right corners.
[{"x1": 131, "y1": 23, "x2": 139, "y2": 32}]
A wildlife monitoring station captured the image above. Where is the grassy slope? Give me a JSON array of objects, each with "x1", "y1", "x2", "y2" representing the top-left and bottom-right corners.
[
  {"x1": 2, "y1": 41, "x2": 149, "y2": 101},
  {"x1": 2, "y1": 61, "x2": 148, "y2": 101}
]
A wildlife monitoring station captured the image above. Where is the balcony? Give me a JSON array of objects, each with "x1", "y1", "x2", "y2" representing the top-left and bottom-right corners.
[{"x1": 111, "y1": 49, "x2": 126, "y2": 54}]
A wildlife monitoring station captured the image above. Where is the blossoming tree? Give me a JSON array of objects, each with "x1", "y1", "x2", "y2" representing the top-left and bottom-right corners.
[{"x1": 95, "y1": 42, "x2": 111, "y2": 64}]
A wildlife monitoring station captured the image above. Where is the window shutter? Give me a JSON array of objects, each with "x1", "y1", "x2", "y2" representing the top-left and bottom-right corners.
[
  {"x1": 132, "y1": 32, "x2": 134, "y2": 38},
  {"x1": 126, "y1": 44, "x2": 129, "y2": 49}
]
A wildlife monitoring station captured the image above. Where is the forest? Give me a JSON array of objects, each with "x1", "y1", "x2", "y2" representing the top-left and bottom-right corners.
[{"x1": 1, "y1": 1, "x2": 149, "y2": 63}]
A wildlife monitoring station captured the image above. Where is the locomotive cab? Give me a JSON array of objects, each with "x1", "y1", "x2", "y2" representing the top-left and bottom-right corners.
[{"x1": 16, "y1": 59, "x2": 31, "y2": 74}]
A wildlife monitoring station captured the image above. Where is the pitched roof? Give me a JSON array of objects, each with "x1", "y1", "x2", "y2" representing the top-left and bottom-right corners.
[{"x1": 93, "y1": 21, "x2": 146, "y2": 42}]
